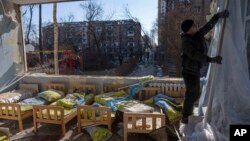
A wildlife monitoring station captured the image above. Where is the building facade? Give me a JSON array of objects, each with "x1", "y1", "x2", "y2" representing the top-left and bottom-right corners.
[
  {"x1": 42, "y1": 20, "x2": 142, "y2": 58},
  {"x1": 158, "y1": 0, "x2": 210, "y2": 76}
]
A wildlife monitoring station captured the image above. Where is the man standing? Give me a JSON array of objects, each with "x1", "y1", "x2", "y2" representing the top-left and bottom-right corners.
[{"x1": 179, "y1": 10, "x2": 229, "y2": 135}]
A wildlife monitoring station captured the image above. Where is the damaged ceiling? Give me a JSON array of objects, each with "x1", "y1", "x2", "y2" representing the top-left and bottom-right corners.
[{"x1": 8, "y1": 0, "x2": 84, "y2": 5}]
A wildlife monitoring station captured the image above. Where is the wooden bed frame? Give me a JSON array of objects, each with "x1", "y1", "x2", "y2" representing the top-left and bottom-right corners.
[
  {"x1": 77, "y1": 105, "x2": 112, "y2": 133},
  {"x1": 33, "y1": 83, "x2": 96, "y2": 136},
  {"x1": 44, "y1": 83, "x2": 66, "y2": 93},
  {"x1": 137, "y1": 87, "x2": 161, "y2": 101},
  {"x1": 122, "y1": 87, "x2": 166, "y2": 141},
  {"x1": 122, "y1": 84, "x2": 187, "y2": 141},
  {"x1": 147, "y1": 82, "x2": 186, "y2": 98},
  {"x1": 71, "y1": 83, "x2": 96, "y2": 94},
  {"x1": 123, "y1": 112, "x2": 166, "y2": 141},
  {"x1": 103, "y1": 83, "x2": 125, "y2": 93},
  {"x1": 0, "y1": 84, "x2": 39, "y2": 132}
]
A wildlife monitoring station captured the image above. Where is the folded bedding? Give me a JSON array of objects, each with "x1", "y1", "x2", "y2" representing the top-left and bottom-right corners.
[
  {"x1": 38, "y1": 89, "x2": 64, "y2": 102},
  {"x1": 18, "y1": 97, "x2": 48, "y2": 112},
  {"x1": 94, "y1": 91, "x2": 130, "y2": 111},
  {"x1": 40, "y1": 92, "x2": 94, "y2": 117},
  {"x1": 94, "y1": 90, "x2": 127, "y2": 105},
  {"x1": 0, "y1": 89, "x2": 36, "y2": 103},
  {"x1": 153, "y1": 94, "x2": 182, "y2": 122},
  {"x1": 128, "y1": 75, "x2": 154, "y2": 98},
  {"x1": 94, "y1": 91, "x2": 154, "y2": 113},
  {"x1": 85, "y1": 126, "x2": 112, "y2": 141},
  {"x1": 0, "y1": 89, "x2": 65, "y2": 113}
]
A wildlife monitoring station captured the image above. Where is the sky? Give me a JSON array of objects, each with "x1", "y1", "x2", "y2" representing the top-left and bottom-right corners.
[{"x1": 29, "y1": 0, "x2": 158, "y2": 34}]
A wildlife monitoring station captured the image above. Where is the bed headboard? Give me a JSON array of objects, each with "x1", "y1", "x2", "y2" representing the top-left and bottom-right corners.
[
  {"x1": 103, "y1": 83, "x2": 125, "y2": 93},
  {"x1": 137, "y1": 87, "x2": 161, "y2": 101},
  {"x1": 147, "y1": 82, "x2": 185, "y2": 98},
  {"x1": 44, "y1": 83, "x2": 65, "y2": 92},
  {"x1": 71, "y1": 83, "x2": 96, "y2": 95},
  {"x1": 19, "y1": 83, "x2": 39, "y2": 93}
]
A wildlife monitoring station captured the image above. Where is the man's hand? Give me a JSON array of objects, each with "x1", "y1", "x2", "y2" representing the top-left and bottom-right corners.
[
  {"x1": 217, "y1": 10, "x2": 229, "y2": 18},
  {"x1": 210, "y1": 56, "x2": 222, "y2": 64}
]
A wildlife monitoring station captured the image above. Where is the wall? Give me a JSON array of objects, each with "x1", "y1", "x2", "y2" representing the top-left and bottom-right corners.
[{"x1": 20, "y1": 74, "x2": 184, "y2": 94}]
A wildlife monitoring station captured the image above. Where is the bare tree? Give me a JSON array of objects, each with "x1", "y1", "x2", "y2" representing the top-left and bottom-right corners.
[
  {"x1": 80, "y1": 0, "x2": 114, "y2": 70},
  {"x1": 80, "y1": 0, "x2": 104, "y2": 53},
  {"x1": 39, "y1": 4, "x2": 43, "y2": 64},
  {"x1": 53, "y1": 3, "x2": 59, "y2": 74},
  {"x1": 59, "y1": 13, "x2": 75, "y2": 22},
  {"x1": 22, "y1": 5, "x2": 36, "y2": 44},
  {"x1": 123, "y1": 6, "x2": 153, "y2": 52}
]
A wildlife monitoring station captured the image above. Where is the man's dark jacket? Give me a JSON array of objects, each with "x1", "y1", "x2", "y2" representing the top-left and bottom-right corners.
[{"x1": 181, "y1": 14, "x2": 220, "y2": 76}]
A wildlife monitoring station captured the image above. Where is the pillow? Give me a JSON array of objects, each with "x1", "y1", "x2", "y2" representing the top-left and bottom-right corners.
[
  {"x1": 0, "y1": 131, "x2": 9, "y2": 141},
  {"x1": 85, "y1": 126, "x2": 112, "y2": 141},
  {"x1": 72, "y1": 93, "x2": 86, "y2": 105},
  {"x1": 19, "y1": 97, "x2": 48, "y2": 112},
  {"x1": 73, "y1": 89, "x2": 92, "y2": 95},
  {"x1": 56, "y1": 94, "x2": 77, "y2": 109},
  {"x1": 56, "y1": 99, "x2": 76, "y2": 109},
  {"x1": 38, "y1": 90, "x2": 63, "y2": 102},
  {"x1": 143, "y1": 97, "x2": 154, "y2": 107},
  {"x1": 50, "y1": 89, "x2": 65, "y2": 97},
  {"x1": 0, "y1": 88, "x2": 35, "y2": 103},
  {"x1": 85, "y1": 93, "x2": 94, "y2": 105},
  {"x1": 155, "y1": 100, "x2": 182, "y2": 122},
  {"x1": 111, "y1": 90, "x2": 127, "y2": 98}
]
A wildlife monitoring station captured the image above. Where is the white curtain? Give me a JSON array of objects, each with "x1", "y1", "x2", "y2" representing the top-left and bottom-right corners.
[{"x1": 185, "y1": 0, "x2": 250, "y2": 141}]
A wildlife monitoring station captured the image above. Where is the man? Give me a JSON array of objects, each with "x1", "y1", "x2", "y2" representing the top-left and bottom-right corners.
[{"x1": 179, "y1": 9, "x2": 229, "y2": 135}]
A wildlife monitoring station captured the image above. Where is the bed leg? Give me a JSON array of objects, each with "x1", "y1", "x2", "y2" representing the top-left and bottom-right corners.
[
  {"x1": 18, "y1": 119, "x2": 23, "y2": 131},
  {"x1": 33, "y1": 121, "x2": 37, "y2": 133},
  {"x1": 124, "y1": 114, "x2": 128, "y2": 141},
  {"x1": 62, "y1": 124, "x2": 66, "y2": 136},
  {"x1": 108, "y1": 123, "x2": 111, "y2": 131},
  {"x1": 77, "y1": 123, "x2": 81, "y2": 133},
  {"x1": 124, "y1": 130, "x2": 127, "y2": 141}
]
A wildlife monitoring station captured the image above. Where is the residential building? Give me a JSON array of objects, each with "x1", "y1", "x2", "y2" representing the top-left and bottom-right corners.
[
  {"x1": 42, "y1": 20, "x2": 142, "y2": 58},
  {"x1": 42, "y1": 22, "x2": 87, "y2": 50},
  {"x1": 158, "y1": 0, "x2": 210, "y2": 76}
]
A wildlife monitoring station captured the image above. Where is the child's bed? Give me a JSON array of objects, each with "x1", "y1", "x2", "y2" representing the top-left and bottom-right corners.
[
  {"x1": 122, "y1": 87, "x2": 166, "y2": 141},
  {"x1": 123, "y1": 83, "x2": 186, "y2": 141},
  {"x1": 123, "y1": 112, "x2": 165, "y2": 141},
  {"x1": 77, "y1": 105, "x2": 112, "y2": 133},
  {"x1": 75, "y1": 84, "x2": 113, "y2": 138},
  {"x1": 0, "y1": 84, "x2": 38, "y2": 131},
  {"x1": 90, "y1": 87, "x2": 166, "y2": 141},
  {"x1": 33, "y1": 83, "x2": 96, "y2": 136}
]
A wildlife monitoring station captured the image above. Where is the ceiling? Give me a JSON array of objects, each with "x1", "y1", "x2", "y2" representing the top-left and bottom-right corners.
[{"x1": 8, "y1": 0, "x2": 84, "y2": 5}]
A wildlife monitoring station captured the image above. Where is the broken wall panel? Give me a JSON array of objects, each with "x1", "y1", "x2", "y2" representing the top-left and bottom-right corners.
[{"x1": 0, "y1": 0, "x2": 25, "y2": 90}]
